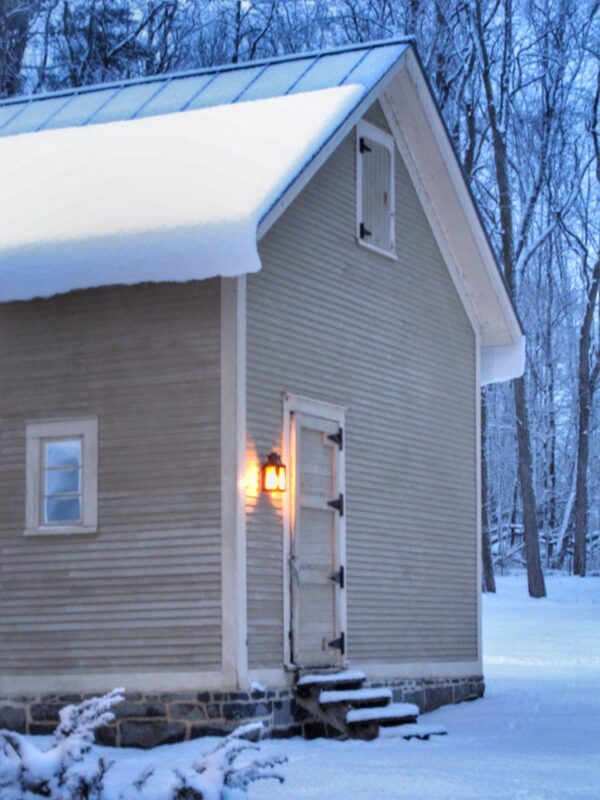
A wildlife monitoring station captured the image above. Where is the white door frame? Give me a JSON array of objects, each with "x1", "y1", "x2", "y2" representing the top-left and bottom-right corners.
[{"x1": 282, "y1": 393, "x2": 347, "y2": 669}]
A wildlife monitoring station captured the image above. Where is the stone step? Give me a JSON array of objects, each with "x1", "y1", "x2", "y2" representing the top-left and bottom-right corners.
[
  {"x1": 379, "y1": 722, "x2": 448, "y2": 741},
  {"x1": 346, "y1": 702, "x2": 419, "y2": 727},
  {"x1": 319, "y1": 687, "x2": 392, "y2": 708}
]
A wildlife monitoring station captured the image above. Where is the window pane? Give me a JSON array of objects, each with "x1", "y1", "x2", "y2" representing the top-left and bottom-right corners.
[
  {"x1": 45, "y1": 496, "x2": 81, "y2": 524},
  {"x1": 45, "y1": 439, "x2": 81, "y2": 467},
  {"x1": 45, "y1": 468, "x2": 81, "y2": 494}
]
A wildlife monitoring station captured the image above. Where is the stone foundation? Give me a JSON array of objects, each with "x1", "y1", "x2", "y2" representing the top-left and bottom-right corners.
[{"x1": 0, "y1": 675, "x2": 484, "y2": 747}]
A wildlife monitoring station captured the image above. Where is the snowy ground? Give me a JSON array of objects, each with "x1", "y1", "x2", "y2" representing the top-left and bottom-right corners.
[
  {"x1": 20, "y1": 575, "x2": 600, "y2": 798},
  {"x1": 250, "y1": 575, "x2": 600, "y2": 799}
]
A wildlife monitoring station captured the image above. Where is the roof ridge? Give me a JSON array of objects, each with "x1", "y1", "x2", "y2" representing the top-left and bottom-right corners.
[{"x1": 0, "y1": 36, "x2": 413, "y2": 107}]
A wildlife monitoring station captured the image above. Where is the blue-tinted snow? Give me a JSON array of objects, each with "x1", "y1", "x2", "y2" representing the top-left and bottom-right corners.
[
  {"x1": 0, "y1": 41, "x2": 409, "y2": 137},
  {"x1": 17, "y1": 575, "x2": 600, "y2": 800}
]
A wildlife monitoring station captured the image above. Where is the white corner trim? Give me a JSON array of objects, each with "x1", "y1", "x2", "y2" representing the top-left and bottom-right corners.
[
  {"x1": 220, "y1": 276, "x2": 248, "y2": 689},
  {"x1": 475, "y1": 328, "x2": 483, "y2": 668},
  {"x1": 0, "y1": 670, "x2": 228, "y2": 695}
]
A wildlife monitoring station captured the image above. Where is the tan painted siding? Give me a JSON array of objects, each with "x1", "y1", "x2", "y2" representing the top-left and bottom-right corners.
[
  {"x1": 246, "y1": 103, "x2": 477, "y2": 668},
  {"x1": 0, "y1": 281, "x2": 222, "y2": 675}
]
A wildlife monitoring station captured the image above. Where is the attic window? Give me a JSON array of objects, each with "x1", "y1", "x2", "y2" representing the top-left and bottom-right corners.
[
  {"x1": 25, "y1": 417, "x2": 98, "y2": 536},
  {"x1": 356, "y1": 120, "x2": 396, "y2": 258}
]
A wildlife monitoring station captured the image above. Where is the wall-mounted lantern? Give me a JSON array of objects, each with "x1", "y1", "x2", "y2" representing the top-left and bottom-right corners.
[{"x1": 262, "y1": 452, "x2": 286, "y2": 492}]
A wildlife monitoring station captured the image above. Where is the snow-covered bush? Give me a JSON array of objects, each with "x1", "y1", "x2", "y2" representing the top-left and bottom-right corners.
[
  {"x1": 0, "y1": 691, "x2": 285, "y2": 800},
  {"x1": 0, "y1": 687, "x2": 124, "y2": 800}
]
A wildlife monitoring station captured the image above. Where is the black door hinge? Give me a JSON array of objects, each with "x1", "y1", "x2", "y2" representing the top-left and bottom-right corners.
[
  {"x1": 327, "y1": 493, "x2": 344, "y2": 516},
  {"x1": 359, "y1": 137, "x2": 372, "y2": 154},
  {"x1": 328, "y1": 631, "x2": 345, "y2": 654},
  {"x1": 360, "y1": 222, "x2": 372, "y2": 239},
  {"x1": 327, "y1": 427, "x2": 344, "y2": 451},
  {"x1": 330, "y1": 565, "x2": 345, "y2": 589}
]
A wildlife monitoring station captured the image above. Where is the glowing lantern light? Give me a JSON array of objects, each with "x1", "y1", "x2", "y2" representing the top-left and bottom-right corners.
[{"x1": 262, "y1": 452, "x2": 286, "y2": 492}]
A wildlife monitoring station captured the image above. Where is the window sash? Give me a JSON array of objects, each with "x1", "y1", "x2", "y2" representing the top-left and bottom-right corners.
[{"x1": 42, "y1": 437, "x2": 83, "y2": 525}]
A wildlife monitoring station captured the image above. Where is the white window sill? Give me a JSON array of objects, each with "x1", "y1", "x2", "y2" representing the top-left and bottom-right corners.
[
  {"x1": 24, "y1": 525, "x2": 98, "y2": 537},
  {"x1": 356, "y1": 237, "x2": 398, "y2": 261}
]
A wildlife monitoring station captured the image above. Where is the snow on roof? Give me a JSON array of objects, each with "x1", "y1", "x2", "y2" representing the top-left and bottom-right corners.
[
  {"x1": 0, "y1": 41, "x2": 411, "y2": 303},
  {"x1": 0, "y1": 85, "x2": 363, "y2": 302}
]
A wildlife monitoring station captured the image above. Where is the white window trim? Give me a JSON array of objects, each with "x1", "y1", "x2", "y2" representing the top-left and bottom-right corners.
[
  {"x1": 25, "y1": 417, "x2": 98, "y2": 536},
  {"x1": 356, "y1": 119, "x2": 397, "y2": 260}
]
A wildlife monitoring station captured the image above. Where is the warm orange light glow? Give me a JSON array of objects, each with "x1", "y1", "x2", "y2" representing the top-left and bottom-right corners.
[{"x1": 262, "y1": 452, "x2": 286, "y2": 492}]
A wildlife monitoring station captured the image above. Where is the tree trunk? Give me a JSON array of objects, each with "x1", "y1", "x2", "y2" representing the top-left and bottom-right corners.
[
  {"x1": 573, "y1": 257, "x2": 600, "y2": 576},
  {"x1": 514, "y1": 375, "x2": 546, "y2": 595},
  {"x1": 481, "y1": 394, "x2": 496, "y2": 592},
  {"x1": 472, "y1": 0, "x2": 545, "y2": 596}
]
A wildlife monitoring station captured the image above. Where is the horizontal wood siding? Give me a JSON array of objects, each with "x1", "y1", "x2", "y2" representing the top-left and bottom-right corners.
[
  {"x1": 0, "y1": 281, "x2": 222, "y2": 675},
  {"x1": 246, "y1": 103, "x2": 477, "y2": 668}
]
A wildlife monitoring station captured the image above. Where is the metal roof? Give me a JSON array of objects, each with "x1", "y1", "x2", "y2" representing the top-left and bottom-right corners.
[{"x1": 0, "y1": 39, "x2": 411, "y2": 138}]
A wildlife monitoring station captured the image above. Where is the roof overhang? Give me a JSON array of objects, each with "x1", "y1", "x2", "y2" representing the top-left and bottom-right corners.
[
  {"x1": 0, "y1": 42, "x2": 522, "y2": 384},
  {"x1": 0, "y1": 85, "x2": 363, "y2": 303}
]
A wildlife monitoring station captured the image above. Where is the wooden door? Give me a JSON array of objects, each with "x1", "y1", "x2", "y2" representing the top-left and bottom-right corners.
[{"x1": 290, "y1": 410, "x2": 345, "y2": 667}]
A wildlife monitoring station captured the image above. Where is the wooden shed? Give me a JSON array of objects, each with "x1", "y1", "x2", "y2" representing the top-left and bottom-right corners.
[{"x1": 0, "y1": 40, "x2": 523, "y2": 746}]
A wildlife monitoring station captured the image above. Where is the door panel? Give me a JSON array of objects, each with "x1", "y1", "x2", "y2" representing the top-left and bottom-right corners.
[{"x1": 291, "y1": 410, "x2": 345, "y2": 667}]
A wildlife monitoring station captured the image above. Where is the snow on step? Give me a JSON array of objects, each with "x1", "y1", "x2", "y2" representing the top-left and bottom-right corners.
[
  {"x1": 297, "y1": 669, "x2": 366, "y2": 687},
  {"x1": 380, "y1": 722, "x2": 447, "y2": 740},
  {"x1": 319, "y1": 688, "x2": 392, "y2": 705},
  {"x1": 346, "y1": 702, "x2": 419, "y2": 724}
]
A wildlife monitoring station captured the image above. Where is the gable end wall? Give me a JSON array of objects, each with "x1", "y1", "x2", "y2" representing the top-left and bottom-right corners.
[{"x1": 246, "y1": 102, "x2": 478, "y2": 670}]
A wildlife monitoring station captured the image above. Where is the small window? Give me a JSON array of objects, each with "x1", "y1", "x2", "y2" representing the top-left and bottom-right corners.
[
  {"x1": 356, "y1": 120, "x2": 396, "y2": 258},
  {"x1": 25, "y1": 418, "x2": 98, "y2": 535}
]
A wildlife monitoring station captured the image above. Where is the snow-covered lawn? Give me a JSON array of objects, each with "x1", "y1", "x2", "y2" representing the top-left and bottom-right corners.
[
  {"x1": 248, "y1": 574, "x2": 600, "y2": 799},
  {"x1": 12, "y1": 575, "x2": 600, "y2": 799}
]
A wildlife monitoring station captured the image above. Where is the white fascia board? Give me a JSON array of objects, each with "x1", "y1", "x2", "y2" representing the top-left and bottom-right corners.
[{"x1": 382, "y1": 49, "x2": 522, "y2": 352}]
